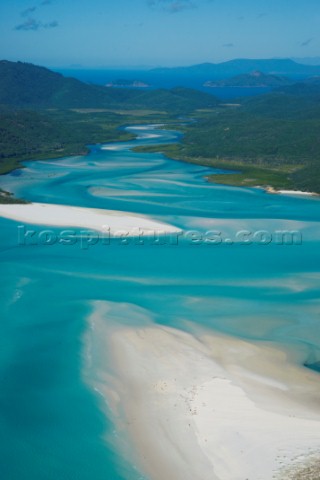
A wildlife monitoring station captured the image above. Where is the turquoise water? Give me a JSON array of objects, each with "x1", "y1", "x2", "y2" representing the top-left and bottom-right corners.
[{"x1": 0, "y1": 125, "x2": 320, "y2": 479}]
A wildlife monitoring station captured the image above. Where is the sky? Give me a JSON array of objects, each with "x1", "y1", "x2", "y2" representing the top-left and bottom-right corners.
[{"x1": 0, "y1": 0, "x2": 320, "y2": 68}]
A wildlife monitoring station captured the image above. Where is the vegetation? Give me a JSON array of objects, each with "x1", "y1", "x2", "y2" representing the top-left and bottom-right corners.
[
  {"x1": 135, "y1": 139, "x2": 297, "y2": 189},
  {"x1": 0, "y1": 60, "x2": 219, "y2": 203},
  {"x1": 134, "y1": 85, "x2": 320, "y2": 193},
  {"x1": 0, "y1": 108, "x2": 135, "y2": 173},
  {"x1": 0, "y1": 60, "x2": 218, "y2": 112},
  {"x1": 0, "y1": 189, "x2": 29, "y2": 204},
  {"x1": 1, "y1": 60, "x2": 320, "y2": 202},
  {"x1": 205, "y1": 71, "x2": 292, "y2": 87},
  {"x1": 0, "y1": 97, "x2": 183, "y2": 203}
]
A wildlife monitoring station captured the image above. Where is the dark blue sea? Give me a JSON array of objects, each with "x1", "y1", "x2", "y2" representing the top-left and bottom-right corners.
[{"x1": 54, "y1": 68, "x2": 273, "y2": 100}]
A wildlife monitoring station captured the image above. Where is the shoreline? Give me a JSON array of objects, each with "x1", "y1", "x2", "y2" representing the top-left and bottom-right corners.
[
  {"x1": 87, "y1": 306, "x2": 320, "y2": 480},
  {"x1": 1, "y1": 122, "x2": 319, "y2": 200},
  {"x1": 263, "y1": 186, "x2": 319, "y2": 197},
  {"x1": 0, "y1": 202, "x2": 181, "y2": 236}
]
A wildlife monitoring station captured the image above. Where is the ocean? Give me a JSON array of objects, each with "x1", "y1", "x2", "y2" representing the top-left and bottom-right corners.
[
  {"x1": 0, "y1": 125, "x2": 320, "y2": 479},
  {"x1": 55, "y1": 68, "x2": 273, "y2": 100}
]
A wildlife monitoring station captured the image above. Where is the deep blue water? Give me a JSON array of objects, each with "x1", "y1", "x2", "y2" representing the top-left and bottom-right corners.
[
  {"x1": 0, "y1": 125, "x2": 320, "y2": 479},
  {"x1": 55, "y1": 68, "x2": 273, "y2": 99}
]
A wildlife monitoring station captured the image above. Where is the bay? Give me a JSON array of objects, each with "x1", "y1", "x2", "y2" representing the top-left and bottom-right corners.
[{"x1": 0, "y1": 125, "x2": 320, "y2": 479}]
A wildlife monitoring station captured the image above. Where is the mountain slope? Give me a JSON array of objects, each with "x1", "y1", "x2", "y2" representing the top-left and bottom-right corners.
[
  {"x1": 0, "y1": 60, "x2": 116, "y2": 108},
  {"x1": 0, "y1": 60, "x2": 219, "y2": 112},
  {"x1": 129, "y1": 87, "x2": 219, "y2": 111}
]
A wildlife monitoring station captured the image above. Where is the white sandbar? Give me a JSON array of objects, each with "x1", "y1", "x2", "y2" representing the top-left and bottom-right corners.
[
  {"x1": 0, "y1": 202, "x2": 181, "y2": 236},
  {"x1": 264, "y1": 186, "x2": 318, "y2": 196},
  {"x1": 90, "y1": 315, "x2": 320, "y2": 480},
  {"x1": 277, "y1": 189, "x2": 318, "y2": 196}
]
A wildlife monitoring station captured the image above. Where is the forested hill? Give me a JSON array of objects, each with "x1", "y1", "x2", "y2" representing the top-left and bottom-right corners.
[
  {"x1": 0, "y1": 60, "x2": 111, "y2": 108},
  {"x1": 1, "y1": 59, "x2": 320, "y2": 197},
  {"x1": 0, "y1": 60, "x2": 219, "y2": 112},
  {"x1": 0, "y1": 61, "x2": 220, "y2": 196},
  {"x1": 205, "y1": 71, "x2": 292, "y2": 88},
  {"x1": 134, "y1": 80, "x2": 320, "y2": 193},
  {"x1": 152, "y1": 58, "x2": 320, "y2": 77}
]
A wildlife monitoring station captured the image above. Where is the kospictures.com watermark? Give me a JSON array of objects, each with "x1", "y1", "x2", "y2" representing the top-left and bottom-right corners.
[{"x1": 17, "y1": 225, "x2": 303, "y2": 249}]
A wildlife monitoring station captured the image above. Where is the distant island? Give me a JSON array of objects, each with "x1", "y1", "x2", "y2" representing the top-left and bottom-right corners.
[
  {"x1": 1, "y1": 60, "x2": 320, "y2": 198},
  {"x1": 106, "y1": 79, "x2": 150, "y2": 88},
  {"x1": 204, "y1": 71, "x2": 293, "y2": 88},
  {"x1": 151, "y1": 58, "x2": 320, "y2": 76}
]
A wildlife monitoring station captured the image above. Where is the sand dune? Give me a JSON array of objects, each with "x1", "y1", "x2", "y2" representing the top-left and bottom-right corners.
[{"x1": 88, "y1": 313, "x2": 320, "y2": 480}]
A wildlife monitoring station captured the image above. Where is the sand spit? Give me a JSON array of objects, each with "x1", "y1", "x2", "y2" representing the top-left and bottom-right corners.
[
  {"x1": 88, "y1": 314, "x2": 320, "y2": 480},
  {"x1": 0, "y1": 202, "x2": 181, "y2": 236}
]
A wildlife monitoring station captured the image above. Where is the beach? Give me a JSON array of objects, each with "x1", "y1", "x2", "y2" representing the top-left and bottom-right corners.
[
  {"x1": 87, "y1": 305, "x2": 320, "y2": 480},
  {"x1": 264, "y1": 187, "x2": 319, "y2": 197},
  {"x1": 1, "y1": 123, "x2": 320, "y2": 480},
  {"x1": 0, "y1": 202, "x2": 181, "y2": 236}
]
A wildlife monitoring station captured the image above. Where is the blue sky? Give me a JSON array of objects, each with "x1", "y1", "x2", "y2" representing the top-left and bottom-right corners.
[{"x1": 0, "y1": 0, "x2": 319, "y2": 67}]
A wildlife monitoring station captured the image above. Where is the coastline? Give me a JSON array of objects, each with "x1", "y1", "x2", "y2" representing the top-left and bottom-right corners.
[
  {"x1": 87, "y1": 306, "x2": 320, "y2": 480},
  {"x1": 1, "y1": 120, "x2": 319, "y2": 199},
  {"x1": 263, "y1": 186, "x2": 319, "y2": 197},
  {"x1": 0, "y1": 202, "x2": 181, "y2": 236},
  {"x1": 132, "y1": 144, "x2": 320, "y2": 196}
]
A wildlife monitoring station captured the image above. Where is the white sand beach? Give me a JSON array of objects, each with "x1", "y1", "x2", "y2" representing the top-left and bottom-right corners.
[
  {"x1": 88, "y1": 311, "x2": 320, "y2": 480},
  {"x1": 277, "y1": 190, "x2": 318, "y2": 196},
  {"x1": 0, "y1": 202, "x2": 181, "y2": 236},
  {"x1": 264, "y1": 186, "x2": 318, "y2": 197}
]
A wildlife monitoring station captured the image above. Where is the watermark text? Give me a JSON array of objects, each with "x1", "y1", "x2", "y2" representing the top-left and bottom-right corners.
[{"x1": 17, "y1": 225, "x2": 303, "y2": 249}]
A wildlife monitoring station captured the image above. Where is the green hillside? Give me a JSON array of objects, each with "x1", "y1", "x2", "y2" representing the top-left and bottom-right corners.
[
  {"x1": 0, "y1": 60, "x2": 219, "y2": 203},
  {"x1": 135, "y1": 88, "x2": 320, "y2": 193},
  {"x1": 1, "y1": 60, "x2": 320, "y2": 197},
  {"x1": 0, "y1": 60, "x2": 113, "y2": 108},
  {"x1": 0, "y1": 109, "x2": 135, "y2": 173},
  {"x1": 0, "y1": 60, "x2": 218, "y2": 112}
]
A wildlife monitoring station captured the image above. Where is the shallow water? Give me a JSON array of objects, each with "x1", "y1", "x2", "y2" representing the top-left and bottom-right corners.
[{"x1": 0, "y1": 125, "x2": 320, "y2": 479}]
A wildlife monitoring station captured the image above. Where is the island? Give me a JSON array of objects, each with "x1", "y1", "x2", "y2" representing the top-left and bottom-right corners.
[
  {"x1": 106, "y1": 79, "x2": 150, "y2": 88},
  {"x1": 204, "y1": 70, "x2": 293, "y2": 88}
]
